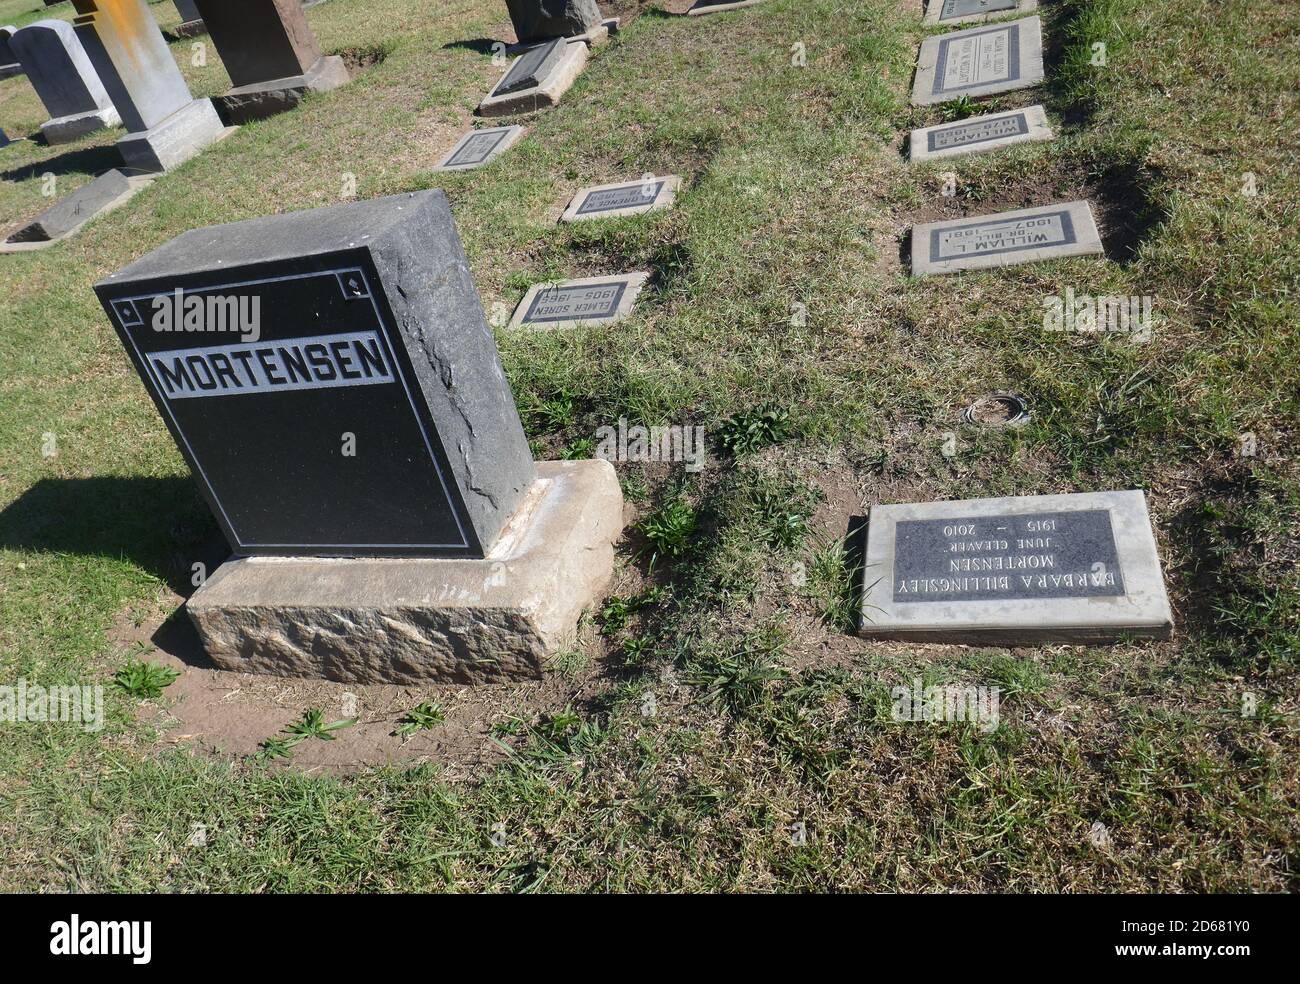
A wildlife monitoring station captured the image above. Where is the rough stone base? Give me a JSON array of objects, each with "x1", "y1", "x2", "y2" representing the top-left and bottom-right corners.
[
  {"x1": 212, "y1": 55, "x2": 351, "y2": 125},
  {"x1": 171, "y1": 18, "x2": 206, "y2": 39},
  {"x1": 0, "y1": 62, "x2": 21, "y2": 81},
  {"x1": 187, "y1": 460, "x2": 624, "y2": 685},
  {"x1": 42, "y1": 106, "x2": 120, "y2": 145},
  {"x1": 478, "y1": 39, "x2": 588, "y2": 118},
  {"x1": 117, "y1": 98, "x2": 228, "y2": 173}
]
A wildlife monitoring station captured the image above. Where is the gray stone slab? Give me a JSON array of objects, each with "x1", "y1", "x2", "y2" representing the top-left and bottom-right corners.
[
  {"x1": 478, "y1": 37, "x2": 587, "y2": 117},
  {"x1": 911, "y1": 16, "x2": 1044, "y2": 106},
  {"x1": 560, "y1": 174, "x2": 681, "y2": 222},
  {"x1": 911, "y1": 200, "x2": 1103, "y2": 276},
  {"x1": 94, "y1": 190, "x2": 536, "y2": 558},
  {"x1": 5, "y1": 167, "x2": 130, "y2": 242},
  {"x1": 923, "y1": 0, "x2": 1037, "y2": 27},
  {"x1": 909, "y1": 104, "x2": 1052, "y2": 161},
  {"x1": 493, "y1": 36, "x2": 565, "y2": 97},
  {"x1": 434, "y1": 125, "x2": 525, "y2": 171},
  {"x1": 860, "y1": 490, "x2": 1174, "y2": 643},
  {"x1": 0, "y1": 172, "x2": 152, "y2": 252},
  {"x1": 508, "y1": 272, "x2": 649, "y2": 330},
  {"x1": 187, "y1": 459, "x2": 624, "y2": 684},
  {"x1": 10, "y1": 19, "x2": 120, "y2": 143}
]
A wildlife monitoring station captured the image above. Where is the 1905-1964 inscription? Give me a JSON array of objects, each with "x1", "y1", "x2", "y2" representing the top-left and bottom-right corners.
[{"x1": 893, "y1": 509, "x2": 1125, "y2": 602}]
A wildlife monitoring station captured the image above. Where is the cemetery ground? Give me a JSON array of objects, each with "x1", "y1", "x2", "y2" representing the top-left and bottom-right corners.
[{"x1": 0, "y1": 0, "x2": 1296, "y2": 892}]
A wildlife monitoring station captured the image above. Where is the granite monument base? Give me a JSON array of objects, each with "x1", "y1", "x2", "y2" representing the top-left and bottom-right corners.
[
  {"x1": 116, "y1": 97, "x2": 227, "y2": 173},
  {"x1": 212, "y1": 53, "x2": 349, "y2": 125},
  {"x1": 187, "y1": 460, "x2": 624, "y2": 685},
  {"x1": 42, "y1": 105, "x2": 119, "y2": 144}
]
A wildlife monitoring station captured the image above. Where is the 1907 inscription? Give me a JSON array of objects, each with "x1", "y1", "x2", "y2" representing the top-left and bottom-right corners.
[
  {"x1": 931, "y1": 208, "x2": 1074, "y2": 261},
  {"x1": 893, "y1": 509, "x2": 1125, "y2": 602}
]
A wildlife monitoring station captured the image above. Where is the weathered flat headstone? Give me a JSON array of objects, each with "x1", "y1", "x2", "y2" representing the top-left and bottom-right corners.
[
  {"x1": 561, "y1": 175, "x2": 681, "y2": 222},
  {"x1": 909, "y1": 104, "x2": 1052, "y2": 161},
  {"x1": 9, "y1": 19, "x2": 121, "y2": 144},
  {"x1": 911, "y1": 16, "x2": 1044, "y2": 106},
  {"x1": 478, "y1": 37, "x2": 588, "y2": 117},
  {"x1": 171, "y1": 0, "x2": 206, "y2": 38},
  {"x1": 70, "y1": 0, "x2": 226, "y2": 172},
  {"x1": 509, "y1": 272, "x2": 649, "y2": 330},
  {"x1": 505, "y1": 0, "x2": 601, "y2": 44},
  {"x1": 860, "y1": 490, "x2": 1174, "y2": 643},
  {"x1": 911, "y1": 200, "x2": 1102, "y2": 276},
  {"x1": 94, "y1": 190, "x2": 622, "y2": 683},
  {"x1": 434, "y1": 125, "x2": 524, "y2": 171},
  {"x1": 923, "y1": 0, "x2": 1037, "y2": 27},
  {"x1": 193, "y1": 0, "x2": 349, "y2": 124},
  {"x1": 6, "y1": 168, "x2": 131, "y2": 242},
  {"x1": 0, "y1": 25, "x2": 23, "y2": 79}
]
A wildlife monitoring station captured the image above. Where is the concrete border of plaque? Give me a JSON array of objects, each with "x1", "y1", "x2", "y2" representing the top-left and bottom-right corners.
[
  {"x1": 923, "y1": 0, "x2": 1038, "y2": 27},
  {"x1": 911, "y1": 200, "x2": 1103, "y2": 276},
  {"x1": 686, "y1": 0, "x2": 767, "y2": 14},
  {"x1": 909, "y1": 105, "x2": 1052, "y2": 161},
  {"x1": 859, "y1": 490, "x2": 1174, "y2": 644},
  {"x1": 911, "y1": 16, "x2": 1044, "y2": 106},
  {"x1": 478, "y1": 37, "x2": 589, "y2": 118},
  {"x1": 434, "y1": 125, "x2": 525, "y2": 171},
  {"x1": 508, "y1": 272, "x2": 649, "y2": 330},
  {"x1": 560, "y1": 175, "x2": 681, "y2": 223},
  {"x1": 1, "y1": 169, "x2": 153, "y2": 252}
]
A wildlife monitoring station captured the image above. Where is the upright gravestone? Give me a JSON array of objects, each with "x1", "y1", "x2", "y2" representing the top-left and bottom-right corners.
[
  {"x1": 505, "y1": 0, "x2": 601, "y2": 44},
  {"x1": 9, "y1": 20, "x2": 121, "y2": 144},
  {"x1": 171, "y1": 0, "x2": 206, "y2": 38},
  {"x1": 69, "y1": 0, "x2": 225, "y2": 172},
  {"x1": 0, "y1": 25, "x2": 23, "y2": 79},
  {"x1": 860, "y1": 490, "x2": 1173, "y2": 643},
  {"x1": 93, "y1": 190, "x2": 623, "y2": 684},
  {"x1": 192, "y1": 0, "x2": 349, "y2": 124}
]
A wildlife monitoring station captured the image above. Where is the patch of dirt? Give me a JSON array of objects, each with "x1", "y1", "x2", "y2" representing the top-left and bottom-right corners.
[{"x1": 333, "y1": 44, "x2": 390, "y2": 75}]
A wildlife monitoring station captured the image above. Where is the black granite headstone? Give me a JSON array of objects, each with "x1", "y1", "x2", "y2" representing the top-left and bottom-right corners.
[
  {"x1": 493, "y1": 37, "x2": 564, "y2": 96},
  {"x1": 93, "y1": 191, "x2": 535, "y2": 558}
]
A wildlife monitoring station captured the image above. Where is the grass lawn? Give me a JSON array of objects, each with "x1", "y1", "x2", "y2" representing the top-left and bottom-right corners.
[{"x1": 0, "y1": 0, "x2": 1296, "y2": 891}]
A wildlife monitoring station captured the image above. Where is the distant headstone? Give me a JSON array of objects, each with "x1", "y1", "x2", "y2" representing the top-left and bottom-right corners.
[
  {"x1": 193, "y1": 0, "x2": 350, "y2": 124},
  {"x1": 509, "y1": 272, "x2": 649, "y2": 330},
  {"x1": 911, "y1": 16, "x2": 1044, "y2": 106},
  {"x1": 0, "y1": 25, "x2": 23, "y2": 79},
  {"x1": 860, "y1": 490, "x2": 1174, "y2": 643},
  {"x1": 171, "y1": 0, "x2": 206, "y2": 38},
  {"x1": 923, "y1": 0, "x2": 1036, "y2": 27},
  {"x1": 434, "y1": 125, "x2": 525, "y2": 171},
  {"x1": 69, "y1": 0, "x2": 225, "y2": 172},
  {"x1": 911, "y1": 200, "x2": 1102, "y2": 276},
  {"x1": 95, "y1": 190, "x2": 623, "y2": 685},
  {"x1": 9, "y1": 19, "x2": 120, "y2": 144},
  {"x1": 6, "y1": 168, "x2": 132, "y2": 243},
  {"x1": 561, "y1": 175, "x2": 681, "y2": 222},
  {"x1": 478, "y1": 37, "x2": 588, "y2": 117},
  {"x1": 909, "y1": 104, "x2": 1052, "y2": 161},
  {"x1": 505, "y1": 0, "x2": 601, "y2": 44}
]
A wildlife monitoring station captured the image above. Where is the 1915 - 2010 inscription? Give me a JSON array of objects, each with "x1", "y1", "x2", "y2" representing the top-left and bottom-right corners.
[{"x1": 893, "y1": 509, "x2": 1125, "y2": 602}]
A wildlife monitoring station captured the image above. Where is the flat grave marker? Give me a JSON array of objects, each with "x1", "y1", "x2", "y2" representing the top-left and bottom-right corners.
[
  {"x1": 911, "y1": 15, "x2": 1044, "y2": 106},
  {"x1": 860, "y1": 490, "x2": 1174, "y2": 643},
  {"x1": 910, "y1": 104, "x2": 1052, "y2": 161},
  {"x1": 561, "y1": 175, "x2": 681, "y2": 222},
  {"x1": 923, "y1": 0, "x2": 1037, "y2": 27},
  {"x1": 910, "y1": 200, "x2": 1103, "y2": 275},
  {"x1": 434, "y1": 125, "x2": 525, "y2": 171},
  {"x1": 478, "y1": 37, "x2": 588, "y2": 117},
  {"x1": 508, "y1": 272, "x2": 649, "y2": 330},
  {"x1": 494, "y1": 37, "x2": 565, "y2": 96},
  {"x1": 2, "y1": 168, "x2": 150, "y2": 250}
]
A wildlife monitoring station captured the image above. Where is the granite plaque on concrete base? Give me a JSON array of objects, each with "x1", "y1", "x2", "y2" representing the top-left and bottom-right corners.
[
  {"x1": 94, "y1": 191, "x2": 622, "y2": 682},
  {"x1": 923, "y1": 0, "x2": 1037, "y2": 27},
  {"x1": 478, "y1": 37, "x2": 588, "y2": 117},
  {"x1": 911, "y1": 16, "x2": 1044, "y2": 106},
  {"x1": 860, "y1": 490, "x2": 1173, "y2": 643},
  {"x1": 508, "y1": 272, "x2": 649, "y2": 330},
  {"x1": 911, "y1": 200, "x2": 1103, "y2": 276},
  {"x1": 909, "y1": 105, "x2": 1052, "y2": 161},
  {"x1": 434, "y1": 125, "x2": 525, "y2": 171},
  {"x1": 561, "y1": 175, "x2": 681, "y2": 222}
]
